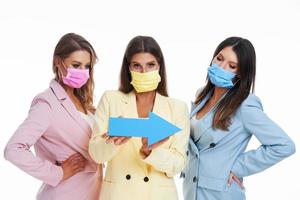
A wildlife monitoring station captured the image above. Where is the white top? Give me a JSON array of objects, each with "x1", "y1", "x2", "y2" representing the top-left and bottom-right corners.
[
  {"x1": 190, "y1": 115, "x2": 199, "y2": 142},
  {"x1": 79, "y1": 111, "x2": 94, "y2": 128}
]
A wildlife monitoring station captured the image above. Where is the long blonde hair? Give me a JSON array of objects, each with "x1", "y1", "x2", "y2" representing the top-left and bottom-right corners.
[{"x1": 52, "y1": 33, "x2": 97, "y2": 113}]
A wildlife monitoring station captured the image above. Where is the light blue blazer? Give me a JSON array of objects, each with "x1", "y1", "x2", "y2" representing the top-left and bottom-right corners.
[{"x1": 182, "y1": 90, "x2": 295, "y2": 200}]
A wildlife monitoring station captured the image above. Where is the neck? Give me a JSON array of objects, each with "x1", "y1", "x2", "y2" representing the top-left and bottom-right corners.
[
  {"x1": 211, "y1": 87, "x2": 228, "y2": 104},
  {"x1": 59, "y1": 81, "x2": 75, "y2": 98},
  {"x1": 66, "y1": 87, "x2": 75, "y2": 98},
  {"x1": 135, "y1": 90, "x2": 156, "y2": 105}
]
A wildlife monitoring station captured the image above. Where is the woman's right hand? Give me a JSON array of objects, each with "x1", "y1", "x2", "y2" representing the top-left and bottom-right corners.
[
  {"x1": 61, "y1": 153, "x2": 87, "y2": 181},
  {"x1": 228, "y1": 171, "x2": 244, "y2": 189},
  {"x1": 102, "y1": 133, "x2": 131, "y2": 145}
]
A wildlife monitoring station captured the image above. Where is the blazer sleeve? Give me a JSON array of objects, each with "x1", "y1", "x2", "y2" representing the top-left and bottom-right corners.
[
  {"x1": 89, "y1": 91, "x2": 121, "y2": 163},
  {"x1": 231, "y1": 95, "x2": 295, "y2": 178},
  {"x1": 142, "y1": 101, "x2": 190, "y2": 177},
  {"x1": 4, "y1": 96, "x2": 63, "y2": 187}
]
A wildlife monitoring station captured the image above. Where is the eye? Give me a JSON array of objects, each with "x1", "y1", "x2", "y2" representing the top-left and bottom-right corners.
[
  {"x1": 216, "y1": 56, "x2": 222, "y2": 61},
  {"x1": 85, "y1": 64, "x2": 91, "y2": 69},
  {"x1": 72, "y1": 64, "x2": 80, "y2": 68},
  {"x1": 148, "y1": 63, "x2": 156, "y2": 68},
  {"x1": 132, "y1": 63, "x2": 141, "y2": 69},
  {"x1": 229, "y1": 64, "x2": 237, "y2": 70}
]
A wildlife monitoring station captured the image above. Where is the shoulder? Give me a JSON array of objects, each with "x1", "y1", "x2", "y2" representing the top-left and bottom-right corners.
[
  {"x1": 31, "y1": 88, "x2": 53, "y2": 108},
  {"x1": 99, "y1": 90, "x2": 132, "y2": 106},
  {"x1": 102, "y1": 90, "x2": 127, "y2": 98},
  {"x1": 241, "y1": 93, "x2": 263, "y2": 110},
  {"x1": 102, "y1": 90, "x2": 131, "y2": 102},
  {"x1": 165, "y1": 96, "x2": 188, "y2": 113},
  {"x1": 238, "y1": 94, "x2": 264, "y2": 121}
]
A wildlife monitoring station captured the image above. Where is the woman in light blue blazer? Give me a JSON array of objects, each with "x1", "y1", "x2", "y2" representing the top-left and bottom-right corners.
[{"x1": 181, "y1": 37, "x2": 295, "y2": 200}]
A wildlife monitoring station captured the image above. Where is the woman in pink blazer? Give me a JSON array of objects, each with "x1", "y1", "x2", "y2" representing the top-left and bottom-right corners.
[{"x1": 4, "y1": 33, "x2": 102, "y2": 200}]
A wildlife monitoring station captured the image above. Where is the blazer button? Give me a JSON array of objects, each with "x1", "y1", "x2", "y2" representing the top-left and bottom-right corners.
[
  {"x1": 209, "y1": 143, "x2": 216, "y2": 148},
  {"x1": 55, "y1": 160, "x2": 62, "y2": 166},
  {"x1": 126, "y1": 174, "x2": 131, "y2": 180},
  {"x1": 181, "y1": 172, "x2": 185, "y2": 178},
  {"x1": 186, "y1": 151, "x2": 189, "y2": 156},
  {"x1": 193, "y1": 176, "x2": 198, "y2": 183},
  {"x1": 144, "y1": 177, "x2": 149, "y2": 182}
]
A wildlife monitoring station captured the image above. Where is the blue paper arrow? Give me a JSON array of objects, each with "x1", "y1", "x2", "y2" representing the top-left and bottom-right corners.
[{"x1": 108, "y1": 112, "x2": 181, "y2": 145}]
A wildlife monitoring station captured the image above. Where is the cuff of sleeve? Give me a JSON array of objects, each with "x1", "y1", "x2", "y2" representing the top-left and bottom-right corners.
[
  {"x1": 231, "y1": 161, "x2": 245, "y2": 178},
  {"x1": 46, "y1": 160, "x2": 64, "y2": 187},
  {"x1": 142, "y1": 148, "x2": 168, "y2": 171}
]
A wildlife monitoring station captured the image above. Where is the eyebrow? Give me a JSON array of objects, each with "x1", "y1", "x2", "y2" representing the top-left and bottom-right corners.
[
  {"x1": 72, "y1": 61, "x2": 91, "y2": 65},
  {"x1": 147, "y1": 60, "x2": 157, "y2": 64},
  {"x1": 218, "y1": 53, "x2": 238, "y2": 65},
  {"x1": 131, "y1": 60, "x2": 157, "y2": 64},
  {"x1": 71, "y1": 61, "x2": 82, "y2": 64},
  {"x1": 217, "y1": 53, "x2": 224, "y2": 59}
]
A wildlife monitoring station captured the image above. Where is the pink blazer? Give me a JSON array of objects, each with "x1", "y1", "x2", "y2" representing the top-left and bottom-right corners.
[{"x1": 4, "y1": 80, "x2": 101, "y2": 200}]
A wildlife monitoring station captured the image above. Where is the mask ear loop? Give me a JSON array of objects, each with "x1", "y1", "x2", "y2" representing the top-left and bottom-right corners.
[
  {"x1": 232, "y1": 78, "x2": 240, "y2": 87},
  {"x1": 58, "y1": 61, "x2": 69, "y2": 79},
  {"x1": 216, "y1": 77, "x2": 240, "y2": 103}
]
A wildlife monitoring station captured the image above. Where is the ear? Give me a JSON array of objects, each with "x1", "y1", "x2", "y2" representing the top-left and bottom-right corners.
[
  {"x1": 54, "y1": 56, "x2": 66, "y2": 78},
  {"x1": 54, "y1": 56, "x2": 63, "y2": 69}
]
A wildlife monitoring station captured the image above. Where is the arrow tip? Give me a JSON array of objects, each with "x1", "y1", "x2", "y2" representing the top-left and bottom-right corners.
[{"x1": 147, "y1": 112, "x2": 181, "y2": 145}]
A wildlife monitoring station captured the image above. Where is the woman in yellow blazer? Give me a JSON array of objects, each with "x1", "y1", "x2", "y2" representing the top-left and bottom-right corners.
[{"x1": 89, "y1": 36, "x2": 190, "y2": 200}]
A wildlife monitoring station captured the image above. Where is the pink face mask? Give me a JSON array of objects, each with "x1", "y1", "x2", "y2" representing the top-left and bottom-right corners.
[{"x1": 62, "y1": 67, "x2": 90, "y2": 88}]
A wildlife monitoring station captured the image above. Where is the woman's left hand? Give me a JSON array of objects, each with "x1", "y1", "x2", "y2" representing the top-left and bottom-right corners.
[
  {"x1": 139, "y1": 137, "x2": 169, "y2": 159},
  {"x1": 228, "y1": 171, "x2": 244, "y2": 189},
  {"x1": 102, "y1": 133, "x2": 131, "y2": 145}
]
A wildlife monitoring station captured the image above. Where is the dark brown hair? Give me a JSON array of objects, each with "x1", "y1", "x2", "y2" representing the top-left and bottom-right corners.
[
  {"x1": 52, "y1": 33, "x2": 97, "y2": 113},
  {"x1": 119, "y1": 36, "x2": 168, "y2": 96},
  {"x1": 195, "y1": 37, "x2": 256, "y2": 131}
]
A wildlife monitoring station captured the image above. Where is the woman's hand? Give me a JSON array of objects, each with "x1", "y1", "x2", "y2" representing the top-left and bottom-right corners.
[
  {"x1": 102, "y1": 133, "x2": 131, "y2": 145},
  {"x1": 228, "y1": 171, "x2": 244, "y2": 189},
  {"x1": 98, "y1": 164, "x2": 104, "y2": 182},
  {"x1": 61, "y1": 153, "x2": 87, "y2": 181},
  {"x1": 139, "y1": 137, "x2": 169, "y2": 159}
]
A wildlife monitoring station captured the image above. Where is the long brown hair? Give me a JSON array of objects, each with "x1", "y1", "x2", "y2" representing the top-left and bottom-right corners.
[
  {"x1": 119, "y1": 36, "x2": 168, "y2": 96},
  {"x1": 52, "y1": 33, "x2": 97, "y2": 113},
  {"x1": 195, "y1": 37, "x2": 256, "y2": 131}
]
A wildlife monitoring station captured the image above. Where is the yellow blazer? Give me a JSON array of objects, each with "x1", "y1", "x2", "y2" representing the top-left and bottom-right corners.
[{"x1": 89, "y1": 90, "x2": 190, "y2": 200}]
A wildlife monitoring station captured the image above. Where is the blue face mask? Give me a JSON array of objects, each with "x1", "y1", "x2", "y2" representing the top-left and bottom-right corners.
[{"x1": 207, "y1": 63, "x2": 236, "y2": 88}]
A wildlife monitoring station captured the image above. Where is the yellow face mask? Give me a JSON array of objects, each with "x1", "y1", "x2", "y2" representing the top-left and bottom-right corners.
[{"x1": 130, "y1": 70, "x2": 161, "y2": 93}]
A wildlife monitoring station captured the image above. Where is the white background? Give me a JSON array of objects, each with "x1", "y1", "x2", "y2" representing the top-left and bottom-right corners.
[{"x1": 0, "y1": 0, "x2": 299, "y2": 199}]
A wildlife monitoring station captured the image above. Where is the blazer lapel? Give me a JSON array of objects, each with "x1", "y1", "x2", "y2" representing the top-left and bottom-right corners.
[
  {"x1": 190, "y1": 89, "x2": 231, "y2": 152},
  {"x1": 120, "y1": 91, "x2": 138, "y2": 118},
  {"x1": 190, "y1": 90, "x2": 212, "y2": 119},
  {"x1": 119, "y1": 91, "x2": 171, "y2": 120},
  {"x1": 50, "y1": 80, "x2": 92, "y2": 136},
  {"x1": 191, "y1": 101, "x2": 197, "y2": 113},
  {"x1": 190, "y1": 91, "x2": 213, "y2": 141},
  {"x1": 119, "y1": 91, "x2": 150, "y2": 175},
  {"x1": 152, "y1": 93, "x2": 172, "y2": 122},
  {"x1": 121, "y1": 91, "x2": 172, "y2": 175}
]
